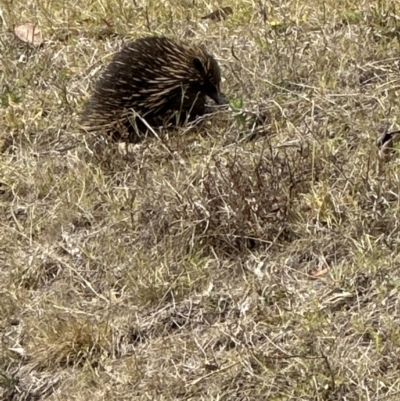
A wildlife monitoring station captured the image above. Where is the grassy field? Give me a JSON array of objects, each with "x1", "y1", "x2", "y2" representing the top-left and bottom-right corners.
[{"x1": 2, "y1": 0, "x2": 400, "y2": 399}]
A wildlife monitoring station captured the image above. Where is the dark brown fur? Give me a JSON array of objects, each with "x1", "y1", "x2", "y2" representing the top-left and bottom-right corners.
[{"x1": 82, "y1": 36, "x2": 222, "y2": 142}]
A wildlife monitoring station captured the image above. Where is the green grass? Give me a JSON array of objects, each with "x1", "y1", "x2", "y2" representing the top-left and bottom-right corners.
[{"x1": 2, "y1": 0, "x2": 400, "y2": 399}]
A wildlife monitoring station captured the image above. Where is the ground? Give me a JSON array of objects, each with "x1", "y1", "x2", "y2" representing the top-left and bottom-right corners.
[{"x1": 2, "y1": 0, "x2": 400, "y2": 400}]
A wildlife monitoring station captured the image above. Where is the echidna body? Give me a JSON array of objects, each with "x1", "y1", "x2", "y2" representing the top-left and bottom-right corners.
[{"x1": 82, "y1": 36, "x2": 222, "y2": 141}]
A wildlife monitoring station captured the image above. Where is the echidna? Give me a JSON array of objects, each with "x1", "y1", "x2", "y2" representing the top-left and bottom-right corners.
[{"x1": 82, "y1": 36, "x2": 222, "y2": 142}]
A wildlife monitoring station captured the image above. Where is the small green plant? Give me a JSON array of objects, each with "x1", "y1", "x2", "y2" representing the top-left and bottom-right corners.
[
  {"x1": 230, "y1": 97, "x2": 247, "y2": 129},
  {"x1": 1, "y1": 84, "x2": 21, "y2": 107}
]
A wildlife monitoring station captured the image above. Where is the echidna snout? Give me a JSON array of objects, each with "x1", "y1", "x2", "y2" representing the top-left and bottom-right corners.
[{"x1": 192, "y1": 56, "x2": 222, "y2": 105}]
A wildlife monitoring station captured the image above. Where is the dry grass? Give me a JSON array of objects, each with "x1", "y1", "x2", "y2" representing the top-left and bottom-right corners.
[{"x1": 2, "y1": 0, "x2": 400, "y2": 399}]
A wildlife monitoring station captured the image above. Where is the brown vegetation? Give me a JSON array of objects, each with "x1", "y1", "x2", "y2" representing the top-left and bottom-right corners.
[{"x1": 2, "y1": 1, "x2": 400, "y2": 400}]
